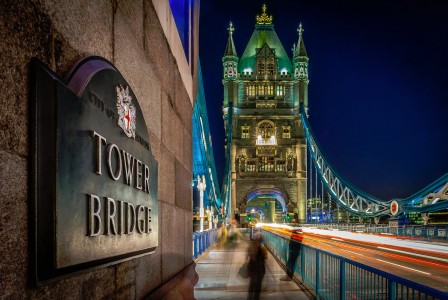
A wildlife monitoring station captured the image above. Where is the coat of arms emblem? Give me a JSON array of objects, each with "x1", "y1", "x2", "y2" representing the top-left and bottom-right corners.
[{"x1": 116, "y1": 85, "x2": 136, "y2": 138}]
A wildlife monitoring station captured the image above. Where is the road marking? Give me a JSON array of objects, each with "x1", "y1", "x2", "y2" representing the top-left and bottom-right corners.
[
  {"x1": 377, "y1": 247, "x2": 448, "y2": 263},
  {"x1": 331, "y1": 238, "x2": 344, "y2": 241},
  {"x1": 376, "y1": 259, "x2": 431, "y2": 275},
  {"x1": 340, "y1": 248, "x2": 365, "y2": 256}
]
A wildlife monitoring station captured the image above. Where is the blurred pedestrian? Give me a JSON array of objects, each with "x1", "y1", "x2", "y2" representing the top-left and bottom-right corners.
[
  {"x1": 217, "y1": 223, "x2": 228, "y2": 248},
  {"x1": 246, "y1": 232, "x2": 267, "y2": 300},
  {"x1": 227, "y1": 218, "x2": 242, "y2": 248},
  {"x1": 280, "y1": 236, "x2": 300, "y2": 281}
]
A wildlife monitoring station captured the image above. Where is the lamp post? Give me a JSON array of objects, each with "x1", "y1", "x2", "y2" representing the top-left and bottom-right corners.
[{"x1": 197, "y1": 175, "x2": 206, "y2": 232}]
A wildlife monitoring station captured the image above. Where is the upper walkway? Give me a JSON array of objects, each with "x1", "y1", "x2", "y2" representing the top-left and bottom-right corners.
[{"x1": 194, "y1": 237, "x2": 313, "y2": 299}]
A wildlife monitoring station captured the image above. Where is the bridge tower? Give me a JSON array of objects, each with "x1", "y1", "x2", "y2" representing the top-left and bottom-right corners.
[{"x1": 222, "y1": 5, "x2": 309, "y2": 225}]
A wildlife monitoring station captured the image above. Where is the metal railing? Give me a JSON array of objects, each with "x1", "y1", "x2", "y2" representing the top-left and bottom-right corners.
[
  {"x1": 262, "y1": 228, "x2": 448, "y2": 300},
  {"x1": 192, "y1": 228, "x2": 218, "y2": 260},
  {"x1": 298, "y1": 223, "x2": 448, "y2": 240}
]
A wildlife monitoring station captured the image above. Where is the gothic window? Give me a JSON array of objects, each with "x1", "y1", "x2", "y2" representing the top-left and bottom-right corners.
[
  {"x1": 276, "y1": 85, "x2": 284, "y2": 96},
  {"x1": 282, "y1": 126, "x2": 291, "y2": 138},
  {"x1": 241, "y1": 126, "x2": 250, "y2": 139},
  {"x1": 257, "y1": 58, "x2": 266, "y2": 75},
  {"x1": 258, "y1": 156, "x2": 275, "y2": 172},
  {"x1": 257, "y1": 84, "x2": 264, "y2": 96},
  {"x1": 246, "y1": 85, "x2": 256, "y2": 96},
  {"x1": 246, "y1": 160, "x2": 256, "y2": 172},
  {"x1": 258, "y1": 120, "x2": 275, "y2": 139},
  {"x1": 249, "y1": 85, "x2": 255, "y2": 96},
  {"x1": 267, "y1": 85, "x2": 274, "y2": 95},
  {"x1": 267, "y1": 58, "x2": 275, "y2": 75},
  {"x1": 276, "y1": 158, "x2": 286, "y2": 171}
]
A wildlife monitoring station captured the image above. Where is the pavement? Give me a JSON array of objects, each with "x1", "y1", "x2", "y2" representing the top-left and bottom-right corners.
[{"x1": 194, "y1": 240, "x2": 314, "y2": 300}]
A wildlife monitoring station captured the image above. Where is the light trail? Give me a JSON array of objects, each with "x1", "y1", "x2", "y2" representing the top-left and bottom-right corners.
[
  {"x1": 375, "y1": 259, "x2": 431, "y2": 275},
  {"x1": 377, "y1": 246, "x2": 448, "y2": 263}
]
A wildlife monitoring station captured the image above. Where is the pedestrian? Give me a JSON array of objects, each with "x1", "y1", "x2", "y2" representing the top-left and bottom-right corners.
[
  {"x1": 246, "y1": 232, "x2": 267, "y2": 300},
  {"x1": 280, "y1": 236, "x2": 300, "y2": 281},
  {"x1": 227, "y1": 218, "x2": 242, "y2": 248},
  {"x1": 217, "y1": 223, "x2": 228, "y2": 248}
]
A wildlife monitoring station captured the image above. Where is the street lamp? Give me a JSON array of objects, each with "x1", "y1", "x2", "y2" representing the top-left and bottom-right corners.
[{"x1": 197, "y1": 175, "x2": 206, "y2": 232}]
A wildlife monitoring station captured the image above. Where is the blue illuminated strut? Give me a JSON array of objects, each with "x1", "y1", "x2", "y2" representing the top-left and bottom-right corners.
[{"x1": 192, "y1": 61, "x2": 222, "y2": 214}]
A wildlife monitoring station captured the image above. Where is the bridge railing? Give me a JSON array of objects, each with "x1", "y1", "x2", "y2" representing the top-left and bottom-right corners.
[
  {"x1": 261, "y1": 228, "x2": 447, "y2": 300},
  {"x1": 192, "y1": 228, "x2": 219, "y2": 260},
  {"x1": 298, "y1": 223, "x2": 448, "y2": 240}
]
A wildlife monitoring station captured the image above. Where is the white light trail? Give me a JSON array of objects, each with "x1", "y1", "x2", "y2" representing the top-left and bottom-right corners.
[
  {"x1": 377, "y1": 246, "x2": 448, "y2": 263},
  {"x1": 376, "y1": 259, "x2": 431, "y2": 275}
]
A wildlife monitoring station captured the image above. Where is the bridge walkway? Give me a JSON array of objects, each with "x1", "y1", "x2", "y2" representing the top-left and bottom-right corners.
[{"x1": 194, "y1": 239, "x2": 313, "y2": 300}]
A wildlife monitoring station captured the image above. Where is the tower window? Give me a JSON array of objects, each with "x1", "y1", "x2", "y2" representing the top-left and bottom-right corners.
[
  {"x1": 276, "y1": 85, "x2": 284, "y2": 96},
  {"x1": 241, "y1": 126, "x2": 250, "y2": 139},
  {"x1": 257, "y1": 84, "x2": 264, "y2": 96},
  {"x1": 257, "y1": 58, "x2": 266, "y2": 75},
  {"x1": 246, "y1": 160, "x2": 256, "y2": 172},
  {"x1": 282, "y1": 126, "x2": 291, "y2": 138},
  {"x1": 267, "y1": 58, "x2": 274, "y2": 75},
  {"x1": 259, "y1": 156, "x2": 275, "y2": 172},
  {"x1": 258, "y1": 120, "x2": 275, "y2": 139},
  {"x1": 267, "y1": 85, "x2": 274, "y2": 95},
  {"x1": 246, "y1": 85, "x2": 255, "y2": 96}
]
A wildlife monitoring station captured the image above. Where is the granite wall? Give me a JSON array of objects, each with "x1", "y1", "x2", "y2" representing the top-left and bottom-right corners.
[{"x1": 0, "y1": 0, "x2": 195, "y2": 298}]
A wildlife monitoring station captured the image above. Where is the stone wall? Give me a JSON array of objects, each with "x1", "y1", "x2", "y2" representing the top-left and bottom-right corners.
[{"x1": 0, "y1": 0, "x2": 195, "y2": 298}]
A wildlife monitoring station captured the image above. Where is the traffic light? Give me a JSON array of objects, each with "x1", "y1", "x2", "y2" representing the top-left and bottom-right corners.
[
  {"x1": 285, "y1": 214, "x2": 291, "y2": 222},
  {"x1": 246, "y1": 214, "x2": 252, "y2": 222}
]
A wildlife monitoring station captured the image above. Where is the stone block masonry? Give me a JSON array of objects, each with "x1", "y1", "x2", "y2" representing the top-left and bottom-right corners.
[{"x1": 0, "y1": 0, "x2": 197, "y2": 298}]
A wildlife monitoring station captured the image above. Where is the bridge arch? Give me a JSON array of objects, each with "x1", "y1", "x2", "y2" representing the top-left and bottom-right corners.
[{"x1": 245, "y1": 188, "x2": 288, "y2": 214}]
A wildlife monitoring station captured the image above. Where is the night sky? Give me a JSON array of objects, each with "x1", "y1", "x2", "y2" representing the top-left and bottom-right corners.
[{"x1": 199, "y1": 0, "x2": 448, "y2": 200}]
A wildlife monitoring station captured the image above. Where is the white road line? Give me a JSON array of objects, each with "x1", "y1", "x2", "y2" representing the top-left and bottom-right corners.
[
  {"x1": 339, "y1": 248, "x2": 365, "y2": 257},
  {"x1": 377, "y1": 246, "x2": 448, "y2": 263},
  {"x1": 376, "y1": 259, "x2": 431, "y2": 275},
  {"x1": 331, "y1": 238, "x2": 344, "y2": 241}
]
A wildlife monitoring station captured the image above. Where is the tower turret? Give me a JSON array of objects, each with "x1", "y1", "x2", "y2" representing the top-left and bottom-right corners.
[
  {"x1": 223, "y1": 21, "x2": 239, "y2": 107},
  {"x1": 293, "y1": 23, "x2": 309, "y2": 112}
]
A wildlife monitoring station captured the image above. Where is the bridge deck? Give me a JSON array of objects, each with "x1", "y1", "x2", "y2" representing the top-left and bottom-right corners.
[{"x1": 194, "y1": 240, "x2": 313, "y2": 300}]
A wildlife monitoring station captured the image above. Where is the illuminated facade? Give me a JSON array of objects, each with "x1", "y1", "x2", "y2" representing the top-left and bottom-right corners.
[{"x1": 222, "y1": 5, "x2": 309, "y2": 224}]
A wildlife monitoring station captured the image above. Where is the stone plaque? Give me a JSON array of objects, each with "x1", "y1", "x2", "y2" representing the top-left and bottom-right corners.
[{"x1": 31, "y1": 57, "x2": 158, "y2": 284}]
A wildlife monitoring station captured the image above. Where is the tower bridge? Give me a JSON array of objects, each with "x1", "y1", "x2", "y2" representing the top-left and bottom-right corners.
[{"x1": 221, "y1": 5, "x2": 448, "y2": 227}]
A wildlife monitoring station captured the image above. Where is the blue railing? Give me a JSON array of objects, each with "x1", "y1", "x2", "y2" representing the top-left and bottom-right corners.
[
  {"x1": 262, "y1": 228, "x2": 448, "y2": 300},
  {"x1": 192, "y1": 229, "x2": 218, "y2": 260}
]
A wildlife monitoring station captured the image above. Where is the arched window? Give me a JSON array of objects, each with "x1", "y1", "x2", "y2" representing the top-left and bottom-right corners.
[{"x1": 258, "y1": 120, "x2": 275, "y2": 139}]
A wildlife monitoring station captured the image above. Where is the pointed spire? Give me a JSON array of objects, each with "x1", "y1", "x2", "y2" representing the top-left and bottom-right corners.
[
  {"x1": 294, "y1": 23, "x2": 308, "y2": 57},
  {"x1": 224, "y1": 21, "x2": 238, "y2": 57}
]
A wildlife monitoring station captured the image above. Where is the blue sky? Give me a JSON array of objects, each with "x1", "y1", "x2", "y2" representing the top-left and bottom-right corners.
[{"x1": 200, "y1": 0, "x2": 448, "y2": 200}]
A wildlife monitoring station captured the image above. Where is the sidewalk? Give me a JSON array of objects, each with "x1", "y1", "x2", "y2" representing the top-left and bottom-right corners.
[{"x1": 194, "y1": 240, "x2": 314, "y2": 300}]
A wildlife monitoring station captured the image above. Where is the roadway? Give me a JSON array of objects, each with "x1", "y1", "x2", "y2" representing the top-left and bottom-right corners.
[{"x1": 264, "y1": 225, "x2": 448, "y2": 294}]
